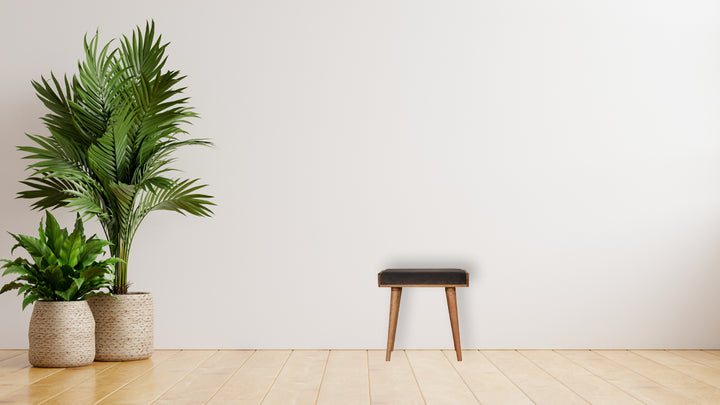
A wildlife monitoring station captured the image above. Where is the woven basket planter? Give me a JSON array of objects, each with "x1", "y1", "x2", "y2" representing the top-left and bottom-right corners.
[
  {"x1": 88, "y1": 293, "x2": 154, "y2": 361},
  {"x1": 28, "y1": 301, "x2": 95, "y2": 368}
]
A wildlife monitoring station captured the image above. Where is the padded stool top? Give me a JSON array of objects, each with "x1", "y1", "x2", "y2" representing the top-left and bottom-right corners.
[{"x1": 378, "y1": 268, "x2": 469, "y2": 287}]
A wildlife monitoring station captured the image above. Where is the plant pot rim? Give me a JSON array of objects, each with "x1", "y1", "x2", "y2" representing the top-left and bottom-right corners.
[
  {"x1": 88, "y1": 292, "x2": 152, "y2": 298},
  {"x1": 35, "y1": 300, "x2": 90, "y2": 304},
  {"x1": 115, "y1": 292, "x2": 151, "y2": 295}
]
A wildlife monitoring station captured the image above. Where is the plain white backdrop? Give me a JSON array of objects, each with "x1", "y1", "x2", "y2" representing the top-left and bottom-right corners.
[{"x1": 1, "y1": 0, "x2": 720, "y2": 349}]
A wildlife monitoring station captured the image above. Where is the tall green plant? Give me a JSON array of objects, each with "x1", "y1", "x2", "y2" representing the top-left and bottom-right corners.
[{"x1": 18, "y1": 22, "x2": 214, "y2": 294}]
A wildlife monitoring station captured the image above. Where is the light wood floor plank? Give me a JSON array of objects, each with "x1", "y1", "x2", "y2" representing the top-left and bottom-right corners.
[
  {"x1": 0, "y1": 352, "x2": 24, "y2": 363},
  {"x1": 154, "y1": 350, "x2": 252, "y2": 405},
  {"x1": 0, "y1": 354, "x2": 35, "y2": 379},
  {"x1": 520, "y1": 350, "x2": 641, "y2": 405},
  {"x1": 560, "y1": 350, "x2": 696, "y2": 405},
  {"x1": 406, "y1": 350, "x2": 478, "y2": 404},
  {"x1": 0, "y1": 362, "x2": 116, "y2": 404},
  {"x1": 483, "y1": 350, "x2": 587, "y2": 405},
  {"x1": 704, "y1": 351, "x2": 720, "y2": 358},
  {"x1": 0, "y1": 353, "x2": 63, "y2": 399},
  {"x1": 670, "y1": 351, "x2": 720, "y2": 370},
  {"x1": 0, "y1": 366, "x2": 64, "y2": 399},
  {"x1": 597, "y1": 350, "x2": 720, "y2": 404},
  {"x1": 367, "y1": 350, "x2": 424, "y2": 405},
  {"x1": 261, "y1": 350, "x2": 329, "y2": 405},
  {"x1": 316, "y1": 350, "x2": 370, "y2": 405},
  {"x1": 634, "y1": 350, "x2": 720, "y2": 389},
  {"x1": 41, "y1": 350, "x2": 179, "y2": 405},
  {"x1": 207, "y1": 350, "x2": 290, "y2": 405},
  {"x1": 96, "y1": 350, "x2": 215, "y2": 404},
  {"x1": 443, "y1": 350, "x2": 533, "y2": 405}
]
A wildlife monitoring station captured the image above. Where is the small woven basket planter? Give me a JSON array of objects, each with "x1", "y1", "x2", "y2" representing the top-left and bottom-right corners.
[
  {"x1": 88, "y1": 293, "x2": 153, "y2": 361},
  {"x1": 28, "y1": 301, "x2": 95, "y2": 368}
]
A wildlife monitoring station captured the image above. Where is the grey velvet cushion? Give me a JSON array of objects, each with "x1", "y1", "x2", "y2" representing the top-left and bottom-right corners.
[{"x1": 378, "y1": 268, "x2": 468, "y2": 286}]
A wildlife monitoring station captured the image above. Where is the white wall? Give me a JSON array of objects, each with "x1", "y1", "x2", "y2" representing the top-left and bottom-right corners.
[{"x1": 1, "y1": 0, "x2": 720, "y2": 349}]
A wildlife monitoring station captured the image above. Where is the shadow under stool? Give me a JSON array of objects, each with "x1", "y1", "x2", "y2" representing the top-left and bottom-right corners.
[{"x1": 378, "y1": 268, "x2": 469, "y2": 361}]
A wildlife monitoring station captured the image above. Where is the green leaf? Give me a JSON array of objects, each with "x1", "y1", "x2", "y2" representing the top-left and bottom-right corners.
[
  {"x1": 0, "y1": 282, "x2": 23, "y2": 295},
  {"x1": 22, "y1": 294, "x2": 40, "y2": 310},
  {"x1": 76, "y1": 238, "x2": 112, "y2": 268},
  {"x1": 57, "y1": 282, "x2": 78, "y2": 301},
  {"x1": 44, "y1": 211, "x2": 65, "y2": 256},
  {"x1": 44, "y1": 266, "x2": 66, "y2": 290},
  {"x1": 61, "y1": 223, "x2": 83, "y2": 267},
  {"x1": 1, "y1": 264, "x2": 30, "y2": 277}
]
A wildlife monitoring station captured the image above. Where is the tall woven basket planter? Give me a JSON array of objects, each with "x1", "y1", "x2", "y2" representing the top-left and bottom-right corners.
[
  {"x1": 28, "y1": 301, "x2": 95, "y2": 368},
  {"x1": 88, "y1": 293, "x2": 154, "y2": 361}
]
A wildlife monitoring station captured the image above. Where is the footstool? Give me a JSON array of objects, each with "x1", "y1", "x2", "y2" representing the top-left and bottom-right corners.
[{"x1": 378, "y1": 268, "x2": 469, "y2": 361}]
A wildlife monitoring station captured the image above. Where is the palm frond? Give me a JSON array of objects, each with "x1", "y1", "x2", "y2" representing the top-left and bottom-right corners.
[
  {"x1": 145, "y1": 178, "x2": 214, "y2": 216},
  {"x1": 86, "y1": 104, "x2": 136, "y2": 184},
  {"x1": 32, "y1": 74, "x2": 93, "y2": 146},
  {"x1": 18, "y1": 177, "x2": 78, "y2": 210}
]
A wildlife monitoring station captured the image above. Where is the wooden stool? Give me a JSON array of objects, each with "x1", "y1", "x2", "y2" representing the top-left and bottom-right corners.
[{"x1": 378, "y1": 268, "x2": 469, "y2": 361}]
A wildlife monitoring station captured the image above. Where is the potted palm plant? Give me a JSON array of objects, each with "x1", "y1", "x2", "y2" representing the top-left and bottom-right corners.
[
  {"x1": 16, "y1": 21, "x2": 214, "y2": 360},
  {"x1": 0, "y1": 212, "x2": 118, "y2": 367}
]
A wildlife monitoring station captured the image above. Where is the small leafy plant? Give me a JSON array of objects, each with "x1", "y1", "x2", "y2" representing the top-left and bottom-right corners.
[{"x1": 0, "y1": 211, "x2": 121, "y2": 309}]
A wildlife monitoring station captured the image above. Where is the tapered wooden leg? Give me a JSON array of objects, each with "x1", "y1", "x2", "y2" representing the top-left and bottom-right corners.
[
  {"x1": 445, "y1": 287, "x2": 462, "y2": 361},
  {"x1": 386, "y1": 287, "x2": 402, "y2": 361}
]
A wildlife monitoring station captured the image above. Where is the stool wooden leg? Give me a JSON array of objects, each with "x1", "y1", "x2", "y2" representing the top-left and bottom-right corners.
[
  {"x1": 445, "y1": 287, "x2": 462, "y2": 361},
  {"x1": 386, "y1": 287, "x2": 402, "y2": 361}
]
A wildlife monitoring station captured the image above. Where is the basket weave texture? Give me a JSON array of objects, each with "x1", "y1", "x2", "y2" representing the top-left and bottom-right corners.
[
  {"x1": 88, "y1": 293, "x2": 154, "y2": 361},
  {"x1": 28, "y1": 300, "x2": 95, "y2": 368}
]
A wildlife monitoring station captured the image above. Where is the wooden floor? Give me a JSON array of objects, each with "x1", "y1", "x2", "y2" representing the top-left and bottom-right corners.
[{"x1": 2, "y1": 350, "x2": 720, "y2": 404}]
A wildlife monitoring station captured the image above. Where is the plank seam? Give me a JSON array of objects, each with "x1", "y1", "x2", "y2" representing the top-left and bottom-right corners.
[
  {"x1": 37, "y1": 362, "x2": 121, "y2": 404},
  {"x1": 91, "y1": 350, "x2": 184, "y2": 404},
  {"x1": 666, "y1": 350, "x2": 720, "y2": 371},
  {"x1": 703, "y1": 350, "x2": 720, "y2": 359},
  {"x1": 0, "y1": 366, "x2": 65, "y2": 401},
  {"x1": 313, "y1": 350, "x2": 331, "y2": 405},
  {"x1": 404, "y1": 350, "x2": 429, "y2": 405},
  {"x1": 598, "y1": 350, "x2": 700, "y2": 403},
  {"x1": 595, "y1": 350, "x2": 717, "y2": 404},
  {"x1": 202, "y1": 350, "x2": 256, "y2": 404},
  {"x1": 365, "y1": 350, "x2": 371, "y2": 405},
  {"x1": 147, "y1": 350, "x2": 219, "y2": 404},
  {"x1": 630, "y1": 350, "x2": 720, "y2": 392},
  {"x1": 0, "y1": 353, "x2": 37, "y2": 379},
  {"x1": 258, "y1": 349, "x2": 293, "y2": 404},
  {"x1": 480, "y1": 350, "x2": 539, "y2": 405},
  {"x1": 152, "y1": 350, "x2": 224, "y2": 404},
  {"x1": 516, "y1": 350, "x2": 594, "y2": 405},
  {"x1": 440, "y1": 350, "x2": 481, "y2": 404},
  {"x1": 0, "y1": 351, "x2": 27, "y2": 364},
  {"x1": 555, "y1": 350, "x2": 654, "y2": 405}
]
